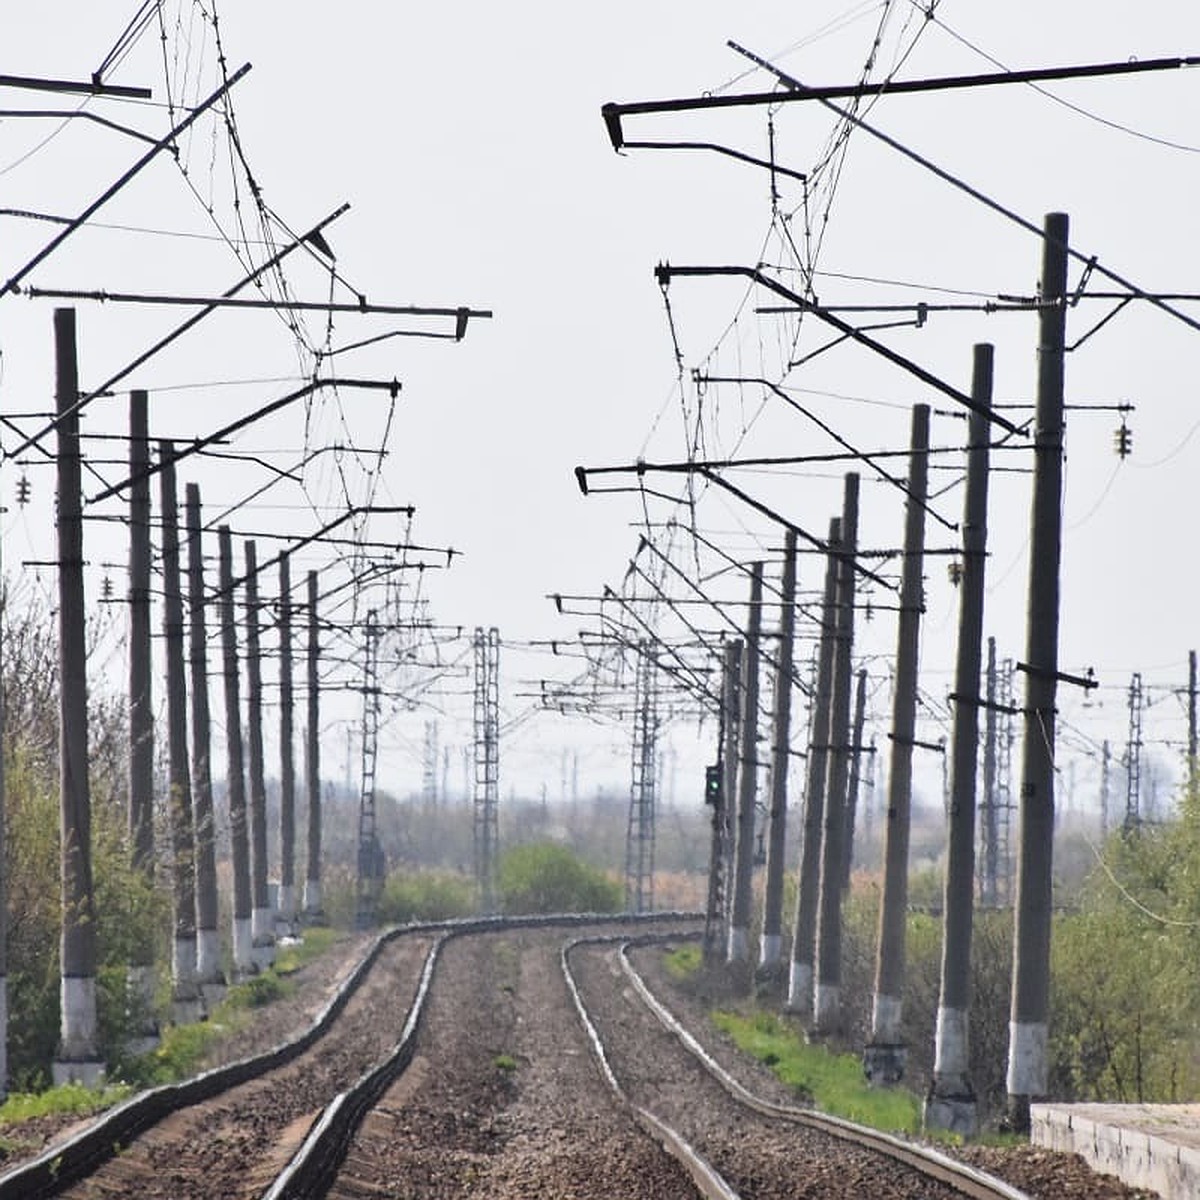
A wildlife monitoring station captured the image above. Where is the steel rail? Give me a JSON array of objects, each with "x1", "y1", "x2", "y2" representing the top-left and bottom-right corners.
[
  {"x1": 0, "y1": 923, "x2": 405, "y2": 1200},
  {"x1": 0, "y1": 912, "x2": 699, "y2": 1200},
  {"x1": 616, "y1": 935, "x2": 1031, "y2": 1200},
  {"x1": 266, "y1": 911, "x2": 704, "y2": 1198},
  {"x1": 563, "y1": 934, "x2": 740, "y2": 1200}
]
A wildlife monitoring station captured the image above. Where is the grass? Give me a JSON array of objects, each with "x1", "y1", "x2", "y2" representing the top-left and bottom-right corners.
[
  {"x1": 712, "y1": 1010, "x2": 923, "y2": 1134},
  {"x1": 0, "y1": 1082, "x2": 134, "y2": 1126},
  {"x1": 663, "y1": 943, "x2": 703, "y2": 981},
  {"x1": 273, "y1": 925, "x2": 338, "y2": 976},
  {"x1": 493, "y1": 1053, "x2": 517, "y2": 1073}
]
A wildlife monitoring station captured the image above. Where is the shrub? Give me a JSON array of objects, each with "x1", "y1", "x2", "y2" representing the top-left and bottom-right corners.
[
  {"x1": 497, "y1": 842, "x2": 622, "y2": 915},
  {"x1": 377, "y1": 870, "x2": 476, "y2": 924}
]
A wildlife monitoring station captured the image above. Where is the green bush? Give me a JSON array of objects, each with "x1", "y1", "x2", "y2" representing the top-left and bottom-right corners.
[
  {"x1": 497, "y1": 842, "x2": 622, "y2": 915},
  {"x1": 377, "y1": 870, "x2": 476, "y2": 924}
]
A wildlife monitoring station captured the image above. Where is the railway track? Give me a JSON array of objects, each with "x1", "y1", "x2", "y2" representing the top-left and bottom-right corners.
[
  {"x1": 566, "y1": 935, "x2": 1031, "y2": 1200},
  {"x1": 0, "y1": 916, "x2": 1031, "y2": 1200}
]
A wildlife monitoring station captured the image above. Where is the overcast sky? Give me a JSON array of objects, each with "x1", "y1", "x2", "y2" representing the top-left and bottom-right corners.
[{"x1": 3, "y1": 3, "x2": 1199, "y2": 826}]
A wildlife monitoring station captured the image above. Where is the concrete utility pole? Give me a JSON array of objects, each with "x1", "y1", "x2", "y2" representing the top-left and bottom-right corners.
[
  {"x1": 704, "y1": 640, "x2": 741, "y2": 963},
  {"x1": 841, "y1": 667, "x2": 869, "y2": 892},
  {"x1": 52, "y1": 309, "x2": 102, "y2": 1084},
  {"x1": 866, "y1": 406, "x2": 931, "y2": 1081},
  {"x1": 243, "y1": 542, "x2": 275, "y2": 967},
  {"x1": 980, "y1": 638, "x2": 999, "y2": 906},
  {"x1": 126, "y1": 390, "x2": 157, "y2": 1046},
  {"x1": 158, "y1": 446, "x2": 202, "y2": 1022},
  {"x1": 785, "y1": 516, "x2": 841, "y2": 1017},
  {"x1": 760, "y1": 532, "x2": 798, "y2": 971},
  {"x1": 728, "y1": 562, "x2": 764, "y2": 969},
  {"x1": 303, "y1": 570, "x2": 323, "y2": 920},
  {"x1": 926, "y1": 345, "x2": 994, "y2": 1135},
  {"x1": 0, "y1": 488, "x2": 5, "y2": 1097},
  {"x1": 1100, "y1": 741, "x2": 1111, "y2": 839},
  {"x1": 219, "y1": 525, "x2": 254, "y2": 976},
  {"x1": 185, "y1": 483, "x2": 224, "y2": 1003},
  {"x1": 277, "y1": 554, "x2": 297, "y2": 935},
  {"x1": 720, "y1": 639, "x2": 742, "y2": 926},
  {"x1": 1189, "y1": 650, "x2": 1197, "y2": 796},
  {"x1": 0, "y1": 449, "x2": 6, "y2": 1098},
  {"x1": 1006, "y1": 212, "x2": 1069, "y2": 1132},
  {"x1": 813, "y1": 473, "x2": 860, "y2": 1036}
]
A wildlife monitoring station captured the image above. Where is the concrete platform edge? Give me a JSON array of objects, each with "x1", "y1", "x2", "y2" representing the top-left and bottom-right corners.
[{"x1": 1032, "y1": 1103, "x2": 1200, "y2": 1200}]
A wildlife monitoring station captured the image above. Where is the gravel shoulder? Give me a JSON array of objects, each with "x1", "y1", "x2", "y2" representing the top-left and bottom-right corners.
[{"x1": 629, "y1": 940, "x2": 1162, "y2": 1200}]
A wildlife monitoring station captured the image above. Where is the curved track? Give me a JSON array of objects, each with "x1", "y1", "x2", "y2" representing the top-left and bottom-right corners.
[
  {"x1": 0, "y1": 916, "x2": 1031, "y2": 1200},
  {"x1": 567, "y1": 935, "x2": 1031, "y2": 1200}
]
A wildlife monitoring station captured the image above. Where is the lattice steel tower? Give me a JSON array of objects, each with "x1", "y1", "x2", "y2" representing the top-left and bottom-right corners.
[
  {"x1": 1124, "y1": 671, "x2": 1144, "y2": 832},
  {"x1": 625, "y1": 644, "x2": 659, "y2": 913},
  {"x1": 992, "y1": 655, "x2": 1017, "y2": 905},
  {"x1": 473, "y1": 627, "x2": 500, "y2": 913},
  {"x1": 355, "y1": 610, "x2": 385, "y2": 929},
  {"x1": 422, "y1": 719, "x2": 439, "y2": 807}
]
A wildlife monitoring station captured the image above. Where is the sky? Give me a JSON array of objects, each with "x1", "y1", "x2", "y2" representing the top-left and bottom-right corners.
[{"x1": 2, "y1": 3, "x2": 1200, "y2": 840}]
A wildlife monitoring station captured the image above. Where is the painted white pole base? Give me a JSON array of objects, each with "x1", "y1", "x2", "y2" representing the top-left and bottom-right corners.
[
  {"x1": 125, "y1": 964, "x2": 160, "y2": 1055},
  {"x1": 54, "y1": 975, "x2": 104, "y2": 1085},
  {"x1": 812, "y1": 982, "x2": 841, "y2": 1036},
  {"x1": 726, "y1": 924, "x2": 751, "y2": 964},
  {"x1": 275, "y1": 884, "x2": 297, "y2": 938},
  {"x1": 251, "y1": 907, "x2": 276, "y2": 970},
  {"x1": 302, "y1": 880, "x2": 324, "y2": 923},
  {"x1": 863, "y1": 989, "x2": 907, "y2": 1084},
  {"x1": 233, "y1": 917, "x2": 256, "y2": 979},
  {"x1": 784, "y1": 960, "x2": 813, "y2": 1017},
  {"x1": 196, "y1": 928, "x2": 225, "y2": 985},
  {"x1": 871, "y1": 991, "x2": 903, "y2": 1045},
  {"x1": 196, "y1": 927, "x2": 227, "y2": 1010},
  {"x1": 171, "y1": 935, "x2": 204, "y2": 1023},
  {"x1": 933, "y1": 1004, "x2": 970, "y2": 1080},
  {"x1": 1006, "y1": 1019, "x2": 1048, "y2": 1097},
  {"x1": 758, "y1": 932, "x2": 783, "y2": 970}
]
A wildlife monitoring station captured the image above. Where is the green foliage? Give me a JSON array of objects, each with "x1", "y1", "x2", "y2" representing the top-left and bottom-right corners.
[
  {"x1": 273, "y1": 926, "x2": 338, "y2": 976},
  {"x1": 229, "y1": 973, "x2": 290, "y2": 1009},
  {"x1": 713, "y1": 1010, "x2": 922, "y2": 1132},
  {"x1": 664, "y1": 944, "x2": 702, "y2": 981},
  {"x1": 120, "y1": 933, "x2": 336, "y2": 1088},
  {"x1": 496, "y1": 842, "x2": 622, "y2": 915},
  {"x1": 493, "y1": 1053, "x2": 517, "y2": 1073},
  {"x1": 2, "y1": 585, "x2": 172, "y2": 1087},
  {"x1": 123, "y1": 1018, "x2": 227, "y2": 1088},
  {"x1": 0, "y1": 1082, "x2": 133, "y2": 1126},
  {"x1": 1048, "y1": 803, "x2": 1200, "y2": 1103},
  {"x1": 377, "y1": 870, "x2": 476, "y2": 924}
]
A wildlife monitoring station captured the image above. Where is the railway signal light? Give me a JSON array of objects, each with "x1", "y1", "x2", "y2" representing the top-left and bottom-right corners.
[
  {"x1": 16, "y1": 475, "x2": 30, "y2": 506},
  {"x1": 1114, "y1": 421, "x2": 1132, "y2": 459},
  {"x1": 704, "y1": 763, "x2": 721, "y2": 807}
]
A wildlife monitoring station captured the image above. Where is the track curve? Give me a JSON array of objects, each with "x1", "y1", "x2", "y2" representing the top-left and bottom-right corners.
[{"x1": 0, "y1": 915, "x2": 1034, "y2": 1200}]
